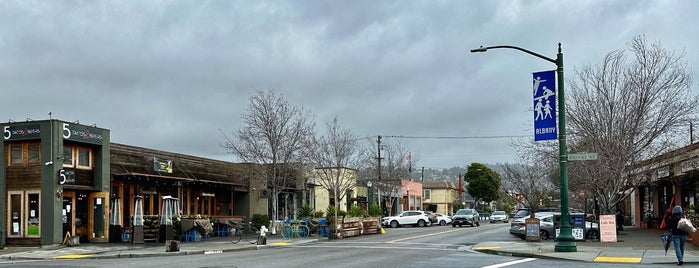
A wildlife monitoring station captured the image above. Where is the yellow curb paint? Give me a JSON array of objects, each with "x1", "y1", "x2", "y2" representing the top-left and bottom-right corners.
[
  {"x1": 474, "y1": 246, "x2": 501, "y2": 250},
  {"x1": 272, "y1": 242, "x2": 292, "y2": 246},
  {"x1": 55, "y1": 254, "x2": 93, "y2": 259},
  {"x1": 594, "y1": 256, "x2": 642, "y2": 263}
]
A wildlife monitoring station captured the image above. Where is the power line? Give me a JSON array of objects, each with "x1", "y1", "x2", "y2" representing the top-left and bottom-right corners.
[{"x1": 383, "y1": 135, "x2": 528, "y2": 140}]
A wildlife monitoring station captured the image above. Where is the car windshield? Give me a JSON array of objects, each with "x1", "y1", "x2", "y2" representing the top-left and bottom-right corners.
[
  {"x1": 456, "y1": 209, "x2": 473, "y2": 215},
  {"x1": 493, "y1": 211, "x2": 505, "y2": 215},
  {"x1": 514, "y1": 210, "x2": 529, "y2": 218}
]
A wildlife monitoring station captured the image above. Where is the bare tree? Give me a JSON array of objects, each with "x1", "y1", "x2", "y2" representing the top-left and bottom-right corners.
[
  {"x1": 355, "y1": 137, "x2": 412, "y2": 216},
  {"x1": 377, "y1": 139, "x2": 412, "y2": 214},
  {"x1": 308, "y1": 118, "x2": 361, "y2": 222},
  {"x1": 501, "y1": 139, "x2": 558, "y2": 217},
  {"x1": 567, "y1": 35, "x2": 697, "y2": 213},
  {"x1": 222, "y1": 89, "x2": 315, "y2": 233}
]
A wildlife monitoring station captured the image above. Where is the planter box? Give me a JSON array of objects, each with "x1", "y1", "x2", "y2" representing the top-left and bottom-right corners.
[
  {"x1": 341, "y1": 217, "x2": 362, "y2": 238},
  {"x1": 690, "y1": 231, "x2": 699, "y2": 246},
  {"x1": 362, "y1": 217, "x2": 380, "y2": 235}
]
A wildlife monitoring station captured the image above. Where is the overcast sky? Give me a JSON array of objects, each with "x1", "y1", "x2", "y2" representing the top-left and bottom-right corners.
[{"x1": 2, "y1": 1, "x2": 698, "y2": 169}]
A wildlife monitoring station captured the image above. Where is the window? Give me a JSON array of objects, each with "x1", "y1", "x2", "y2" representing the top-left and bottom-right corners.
[
  {"x1": 63, "y1": 147, "x2": 73, "y2": 166},
  {"x1": 11, "y1": 144, "x2": 22, "y2": 164},
  {"x1": 63, "y1": 145, "x2": 93, "y2": 169},
  {"x1": 28, "y1": 144, "x2": 40, "y2": 164},
  {"x1": 423, "y1": 189, "x2": 431, "y2": 200},
  {"x1": 7, "y1": 143, "x2": 41, "y2": 166},
  {"x1": 77, "y1": 148, "x2": 91, "y2": 168}
]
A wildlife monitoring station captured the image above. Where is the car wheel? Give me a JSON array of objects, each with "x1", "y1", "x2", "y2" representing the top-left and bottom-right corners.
[
  {"x1": 440, "y1": 220, "x2": 446, "y2": 226},
  {"x1": 452, "y1": 224, "x2": 457, "y2": 228},
  {"x1": 476, "y1": 221, "x2": 480, "y2": 227},
  {"x1": 417, "y1": 220, "x2": 426, "y2": 227},
  {"x1": 587, "y1": 229, "x2": 599, "y2": 240},
  {"x1": 390, "y1": 221, "x2": 399, "y2": 228},
  {"x1": 490, "y1": 221, "x2": 494, "y2": 223},
  {"x1": 540, "y1": 230, "x2": 549, "y2": 240}
]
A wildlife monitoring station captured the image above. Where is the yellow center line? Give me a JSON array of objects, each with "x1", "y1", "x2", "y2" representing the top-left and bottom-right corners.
[
  {"x1": 594, "y1": 256, "x2": 642, "y2": 263},
  {"x1": 55, "y1": 254, "x2": 93, "y2": 259},
  {"x1": 474, "y1": 246, "x2": 501, "y2": 250},
  {"x1": 387, "y1": 228, "x2": 465, "y2": 243}
]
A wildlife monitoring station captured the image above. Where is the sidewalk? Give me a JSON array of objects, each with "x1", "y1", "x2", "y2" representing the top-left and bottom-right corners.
[
  {"x1": 473, "y1": 226, "x2": 699, "y2": 264},
  {"x1": 0, "y1": 236, "x2": 320, "y2": 260},
  {"x1": 1, "y1": 226, "x2": 695, "y2": 264}
]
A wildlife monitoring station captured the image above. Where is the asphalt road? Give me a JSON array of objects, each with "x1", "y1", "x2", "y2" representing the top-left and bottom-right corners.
[{"x1": 0, "y1": 222, "x2": 663, "y2": 268}]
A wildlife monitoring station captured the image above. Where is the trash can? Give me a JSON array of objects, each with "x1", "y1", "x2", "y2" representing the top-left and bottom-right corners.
[
  {"x1": 319, "y1": 218, "x2": 328, "y2": 237},
  {"x1": 553, "y1": 212, "x2": 586, "y2": 241}
]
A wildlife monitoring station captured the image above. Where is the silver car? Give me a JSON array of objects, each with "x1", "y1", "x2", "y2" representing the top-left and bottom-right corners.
[
  {"x1": 510, "y1": 212, "x2": 600, "y2": 240},
  {"x1": 509, "y1": 212, "x2": 555, "y2": 240},
  {"x1": 490, "y1": 211, "x2": 509, "y2": 223}
]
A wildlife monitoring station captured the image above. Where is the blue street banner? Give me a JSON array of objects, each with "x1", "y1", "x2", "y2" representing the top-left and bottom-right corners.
[{"x1": 533, "y1": 70, "x2": 557, "y2": 141}]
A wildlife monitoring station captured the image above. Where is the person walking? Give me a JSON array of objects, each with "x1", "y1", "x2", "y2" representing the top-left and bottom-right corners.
[
  {"x1": 616, "y1": 209, "x2": 624, "y2": 232},
  {"x1": 668, "y1": 205, "x2": 688, "y2": 265}
]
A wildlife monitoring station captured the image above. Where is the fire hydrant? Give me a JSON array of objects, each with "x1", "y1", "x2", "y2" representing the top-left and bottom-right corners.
[{"x1": 257, "y1": 225, "x2": 268, "y2": 245}]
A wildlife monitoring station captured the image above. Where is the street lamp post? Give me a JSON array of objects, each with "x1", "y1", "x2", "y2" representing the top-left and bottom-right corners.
[
  {"x1": 367, "y1": 181, "x2": 373, "y2": 205},
  {"x1": 470, "y1": 43, "x2": 576, "y2": 252},
  {"x1": 406, "y1": 186, "x2": 410, "y2": 211}
]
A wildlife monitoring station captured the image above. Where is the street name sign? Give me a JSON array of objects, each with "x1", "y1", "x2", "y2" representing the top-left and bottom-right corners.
[{"x1": 568, "y1": 153, "x2": 598, "y2": 161}]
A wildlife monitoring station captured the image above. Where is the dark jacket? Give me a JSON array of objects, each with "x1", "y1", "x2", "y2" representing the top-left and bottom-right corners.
[{"x1": 668, "y1": 206, "x2": 688, "y2": 236}]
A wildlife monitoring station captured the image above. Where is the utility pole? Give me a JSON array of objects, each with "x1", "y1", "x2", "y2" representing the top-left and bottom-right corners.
[{"x1": 376, "y1": 135, "x2": 383, "y2": 216}]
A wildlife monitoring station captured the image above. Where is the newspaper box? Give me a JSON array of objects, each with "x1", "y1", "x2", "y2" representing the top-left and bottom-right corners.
[{"x1": 553, "y1": 212, "x2": 586, "y2": 241}]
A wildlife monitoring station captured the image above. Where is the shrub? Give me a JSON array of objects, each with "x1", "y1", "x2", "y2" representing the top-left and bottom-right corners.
[
  {"x1": 348, "y1": 205, "x2": 364, "y2": 217},
  {"x1": 368, "y1": 203, "x2": 381, "y2": 217},
  {"x1": 298, "y1": 204, "x2": 313, "y2": 219},
  {"x1": 251, "y1": 214, "x2": 270, "y2": 230},
  {"x1": 314, "y1": 211, "x2": 325, "y2": 218},
  {"x1": 326, "y1": 205, "x2": 337, "y2": 222}
]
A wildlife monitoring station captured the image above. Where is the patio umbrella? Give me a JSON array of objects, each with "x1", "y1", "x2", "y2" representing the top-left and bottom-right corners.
[{"x1": 661, "y1": 232, "x2": 672, "y2": 255}]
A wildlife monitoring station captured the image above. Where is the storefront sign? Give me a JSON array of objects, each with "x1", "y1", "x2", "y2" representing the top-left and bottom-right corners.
[
  {"x1": 599, "y1": 214, "x2": 617, "y2": 242},
  {"x1": 58, "y1": 169, "x2": 76, "y2": 185},
  {"x1": 62, "y1": 123, "x2": 104, "y2": 145},
  {"x1": 657, "y1": 166, "x2": 670, "y2": 179},
  {"x1": 525, "y1": 217, "x2": 541, "y2": 241},
  {"x1": 681, "y1": 159, "x2": 697, "y2": 173},
  {"x1": 3, "y1": 124, "x2": 41, "y2": 141},
  {"x1": 154, "y1": 158, "x2": 174, "y2": 173}
]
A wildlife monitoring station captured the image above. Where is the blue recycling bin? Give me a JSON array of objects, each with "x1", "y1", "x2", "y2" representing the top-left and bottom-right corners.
[{"x1": 319, "y1": 218, "x2": 328, "y2": 237}]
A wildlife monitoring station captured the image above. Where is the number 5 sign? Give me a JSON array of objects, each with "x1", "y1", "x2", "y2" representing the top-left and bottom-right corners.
[{"x1": 58, "y1": 169, "x2": 67, "y2": 185}]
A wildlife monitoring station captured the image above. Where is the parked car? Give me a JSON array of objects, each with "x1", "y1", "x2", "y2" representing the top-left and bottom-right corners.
[
  {"x1": 510, "y1": 212, "x2": 600, "y2": 241},
  {"x1": 510, "y1": 212, "x2": 555, "y2": 240},
  {"x1": 435, "y1": 213, "x2": 452, "y2": 226},
  {"x1": 382, "y1": 210, "x2": 430, "y2": 228},
  {"x1": 511, "y1": 207, "x2": 573, "y2": 220},
  {"x1": 490, "y1": 210, "x2": 509, "y2": 223},
  {"x1": 452, "y1": 208, "x2": 480, "y2": 227},
  {"x1": 422, "y1": 211, "x2": 439, "y2": 225}
]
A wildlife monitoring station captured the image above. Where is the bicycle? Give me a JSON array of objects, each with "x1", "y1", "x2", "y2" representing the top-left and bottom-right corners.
[
  {"x1": 228, "y1": 221, "x2": 259, "y2": 244},
  {"x1": 281, "y1": 219, "x2": 309, "y2": 238}
]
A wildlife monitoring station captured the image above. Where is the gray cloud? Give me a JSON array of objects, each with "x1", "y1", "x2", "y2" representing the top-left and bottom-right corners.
[{"x1": 1, "y1": 0, "x2": 698, "y2": 169}]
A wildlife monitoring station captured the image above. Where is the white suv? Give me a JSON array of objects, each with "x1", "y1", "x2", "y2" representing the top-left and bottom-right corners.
[{"x1": 382, "y1": 210, "x2": 430, "y2": 228}]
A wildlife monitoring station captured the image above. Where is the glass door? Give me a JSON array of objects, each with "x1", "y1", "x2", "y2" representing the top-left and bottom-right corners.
[
  {"x1": 88, "y1": 192, "x2": 109, "y2": 242},
  {"x1": 6, "y1": 190, "x2": 40, "y2": 238},
  {"x1": 62, "y1": 192, "x2": 75, "y2": 238}
]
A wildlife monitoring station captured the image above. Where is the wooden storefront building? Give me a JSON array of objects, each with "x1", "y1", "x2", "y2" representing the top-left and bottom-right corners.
[{"x1": 1, "y1": 119, "x2": 267, "y2": 247}]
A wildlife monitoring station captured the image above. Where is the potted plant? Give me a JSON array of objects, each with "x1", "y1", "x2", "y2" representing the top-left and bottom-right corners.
[{"x1": 686, "y1": 206, "x2": 699, "y2": 245}]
